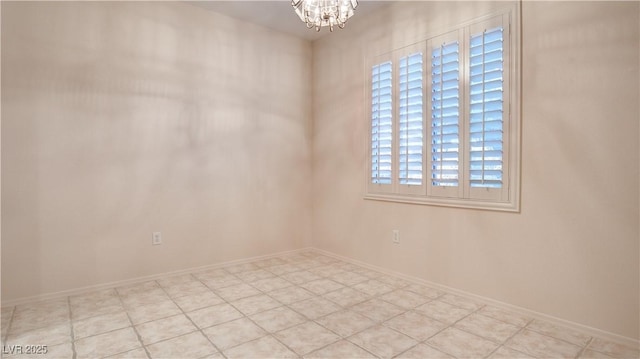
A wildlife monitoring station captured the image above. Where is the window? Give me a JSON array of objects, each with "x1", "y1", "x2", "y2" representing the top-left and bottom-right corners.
[
  {"x1": 370, "y1": 61, "x2": 393, "y2": 187},
  {"x1": 366, "y1": 9, "x2": 520, "y2": 211}
]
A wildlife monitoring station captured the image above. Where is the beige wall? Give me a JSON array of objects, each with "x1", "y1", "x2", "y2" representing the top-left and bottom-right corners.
[
  {"x1": 312, "y1": 1, "x2": 639, "y2": 340},
  {"x1": 1, "y1": 2, "x2": 313, "y2": 300}
]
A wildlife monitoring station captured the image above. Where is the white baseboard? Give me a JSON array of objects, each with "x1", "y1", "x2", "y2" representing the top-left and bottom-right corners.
[
  {"x1": 312, "y1": 248, "x2": 640, "y2": 350},
  {"x1": 1, "y1": 247, "x2": 313, "y2": 308}
]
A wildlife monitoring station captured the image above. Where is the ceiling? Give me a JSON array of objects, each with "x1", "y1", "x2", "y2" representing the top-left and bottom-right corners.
[{"x1": 188, "y1": 1, "x2": 391, "y2": 41}]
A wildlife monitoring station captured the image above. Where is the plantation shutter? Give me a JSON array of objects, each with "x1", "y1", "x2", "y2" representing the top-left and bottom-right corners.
[
  {"x1": 371, "y1": 61, "x2": 393, "y2": 186},
  {"x1": 469, "y1": 26, "x2": 504, "y2": 189},
  {"x1": 398, "y1": 52, "x2": 424, "y2": 187},
  {"x1": 430, "y1": 39, "x2": 461, "y2": 189}
]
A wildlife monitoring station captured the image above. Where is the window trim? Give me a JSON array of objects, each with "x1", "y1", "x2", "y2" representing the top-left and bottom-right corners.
[{"x1": 364, "y1": 5, "x2": 521, "y2": 212}]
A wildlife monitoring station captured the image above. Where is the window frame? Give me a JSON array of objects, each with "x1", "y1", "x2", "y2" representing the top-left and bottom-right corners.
[{"x1": 364, "y1": 5, "x2": 521, "y2": 212}]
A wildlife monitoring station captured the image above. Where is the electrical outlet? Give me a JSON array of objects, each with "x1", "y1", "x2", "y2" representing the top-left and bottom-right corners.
[
  {"x1": 392, "y1": 230, "x2": 400, "y2": 244},
  {"x1": 152, "y1": 232, "x2": 162, "y2": 245}
]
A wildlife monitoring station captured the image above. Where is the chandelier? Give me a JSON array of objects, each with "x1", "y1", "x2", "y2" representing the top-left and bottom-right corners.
[{"x1": 291, "y1": 0, "x2": 358, "y2": 32}]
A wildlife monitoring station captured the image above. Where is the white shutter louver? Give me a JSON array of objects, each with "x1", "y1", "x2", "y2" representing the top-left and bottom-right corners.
[
  {"x1": 398, "y1": 53, "x2": 424, "y2": 186},
  {"x1": 371, "y1": 61, "x2": 393, "y2": 185},
  {"x1": 469, "y1": 27, "x2": 504, "y2": 189},
  {"x1": 431, "y1": 41, "x2": 460, "y2": 187}
]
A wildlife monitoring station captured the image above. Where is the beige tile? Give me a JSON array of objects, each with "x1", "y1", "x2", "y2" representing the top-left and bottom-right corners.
[
  {"x1": 283, "y1": 253, "x2": 313, "y2": 263},
  {"x1": 224, "y1": 335, "x2": 298, "y2": 359},
  {"x1": 395, "y1": 344, "x2": 454, "y2": 359},
  {"x1": 14, "y1": 298, "x2": 68, "y2": 319},
  {"x1": 414, "y1": 300, "x2": 472, "y2": 324},
  {"x1": 506, "y1": 329, "x2": 583, "y2": 358},
  {"x1": 172, "y1": 291, "x2": 225, "y2": 312},
  {"x1": 328, "y1": 271, "x2": 368, "y2": 286},
  {"x1": 314, "y1": 255, "x2": 340, "y2": 264},
  {"x1": 352, "y1": 267, "x2": 383, "y2": 278},
  {"x1": 300, "y1": 279, "x2": 345, "y2": 295},
  {"x1": 268, "y1": 286, "x2": 315, "y2": 305},
  {"x1": 120, "y1": 290, "x2": 169, "y2": 309},
  {"x1": 11, "y1": 298, "x2": 70, "y2": 334},
  {"x1": 323, "y1": 287, "x2": 370, "y2": 307},
  {"x1": 427, "y1": 327, "x2": 499, "y2": 358},
  {"x1": 455, "y1": 312, "x2": 521, "y2": 343},
  {"x1": 187, "y1": 303, "x2": 243, "y2": 329},
  {"x1": 384, "y1": 311, "x2": 447, "y2": 341},
  {"x1": 71, "y1": 300, "x2": 125, "y2": 321},
  {"x1": 380, "y1": 289, "x2": 430, "y2": 309},
  {"x1": 308, "y1": 265, "x2": 345, "y2": 277},
  {"x1": 75, "y1": 327, "x2": 142, "y2": 358},
  {"x1": 438, "y1": 293, "x2": 483, "y2": 311},
  {"x1": 214, "y1": 283, "x2": 261, "y2": 302},
  {"x1": 352, "y1": 279, "x2": 394, "y2": 296},
  {"x1": 305, "y1": 339, "x2": 376, "y2": 358},
  {"x1": 125, "y1": 300, "x2": 181, "y2": 325},
  {"x1": 316, "y1": 310, "x2": 376, "y2": 337},
  {"x1": 250, "y1": 277, "x2": 293, "y2": 292},
  {"x1": 223, "y1": 262, "x2": 259, "y2": 274},
  {"x1": 4, "y1": 342, "x2": 74, "y2": 359},
  {"x1": 479, "y1": 306, "x2": 532, "y2": 327},
  {"x1": 266, "y1": 263, "x2": 303, "y2": 276},
  {"x1": 488, "y1": 346, "x2": 536, "y2": 358},
  {"x1": 295, "y1": 260, "x2": 324, "y2": 270},
  {"x1": 230, "y1": 294, "x2": 281, "y2": 316},
  {"x1": 350, "y1": 298, "x2": 404, "y2": 322},
  {"x1": 335, "y1": 262, "x2": 360, "y2": 272},
  {"x1": 404, "y1": 284, "x2": 444, "y2": 299},
  {"x1": 6, "y1": 321, "x2": 72, "y2": 347},
  {"x1": 289, "y1": 297, "x2": 341, "y2": 319},
  {"x1": 156, "y1": 274, "x2": 196, "y2": 288},
  {"x1": 200, "y1": 275, "x2": 242, "y2": 290},
  {"x1": 235, "y1": 269, "x2": 276, "y2": 283},
  {"x1": 275, "y1": 321, "x2": 340, "y2": 355},
  {"x1": 348, "y1": 325, "x2": 418, "y2": 359},
  {"x1": 163, "y1": 281, "x2": 210, "y2": 299},
  {"x1": 146, "y1": 331, "x2": 217, "y2": 359},
  {"x1": 70, "y1": 289, "x2": 124, "y2": 320},
  {"x1": 253, "y1": 257, "x2": 288, "y2": 268},
  {"x1": 527, "y1": 319, "x2": 592, "y2": 346},
  {"x1": 281, "y1": 270, "x2": 323, "y2": 285},
  {"x1": 249, "y1": 306, "x2": 307, "y2": 333},
  {"x1": 579, "y1": 349, "x2": 617, "y2": 358},
  {"x1": 116, "y1": 281, "x2": 160, "y2": 297},
  {"x1": 203, "y1": 317, "x2": 266, "y2": 351},
  {"x1": 73, "y1": 310, "x2": 131, "y2": 339},
  {"x1": 105, "y1": 347, "x2": 149, "y2": 358},
  {"x1": 135, "y1": 314, "x2": 197, "y2": 345},
  {"x1": 587, "y1": 338, "x2": 640, "y2": 359},
  {"x1": 201, "y1": 351, "x2": 225, "y2": 358},
  {"x1": 193, "y1": 268, "x2": 230, "y2": 281},
  {"x1": 376, "y1": 275, "x2": 411, "y2": 288}
]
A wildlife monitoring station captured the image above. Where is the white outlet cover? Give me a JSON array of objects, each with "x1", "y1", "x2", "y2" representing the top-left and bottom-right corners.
[{"x1": 152, "y1": 232, "x2": 162, "y2": 245}]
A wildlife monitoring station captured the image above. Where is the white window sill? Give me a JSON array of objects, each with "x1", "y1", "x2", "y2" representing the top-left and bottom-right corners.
[{"x1": 364, "y1": 193, "x2": 520, "y2": 213}]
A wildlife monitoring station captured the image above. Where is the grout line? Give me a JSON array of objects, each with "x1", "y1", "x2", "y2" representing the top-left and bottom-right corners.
[
  {"x1": 575, "y1": 337, "x2": 594, "y2": 359},
  {"x1": 2, "y1": 306, "x2": 15, "y2": 345},
  {"x1": 115, "y1": 285, "x2": 153, "y2": 359},
  {"x1": 66, "y1": 296, "x2": 78, "y2": 359}
]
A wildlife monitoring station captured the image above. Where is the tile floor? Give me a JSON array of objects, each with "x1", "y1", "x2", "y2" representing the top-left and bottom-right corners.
[{"x1": 1, "y1": 251, "x2": 638, "y2": 359}]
